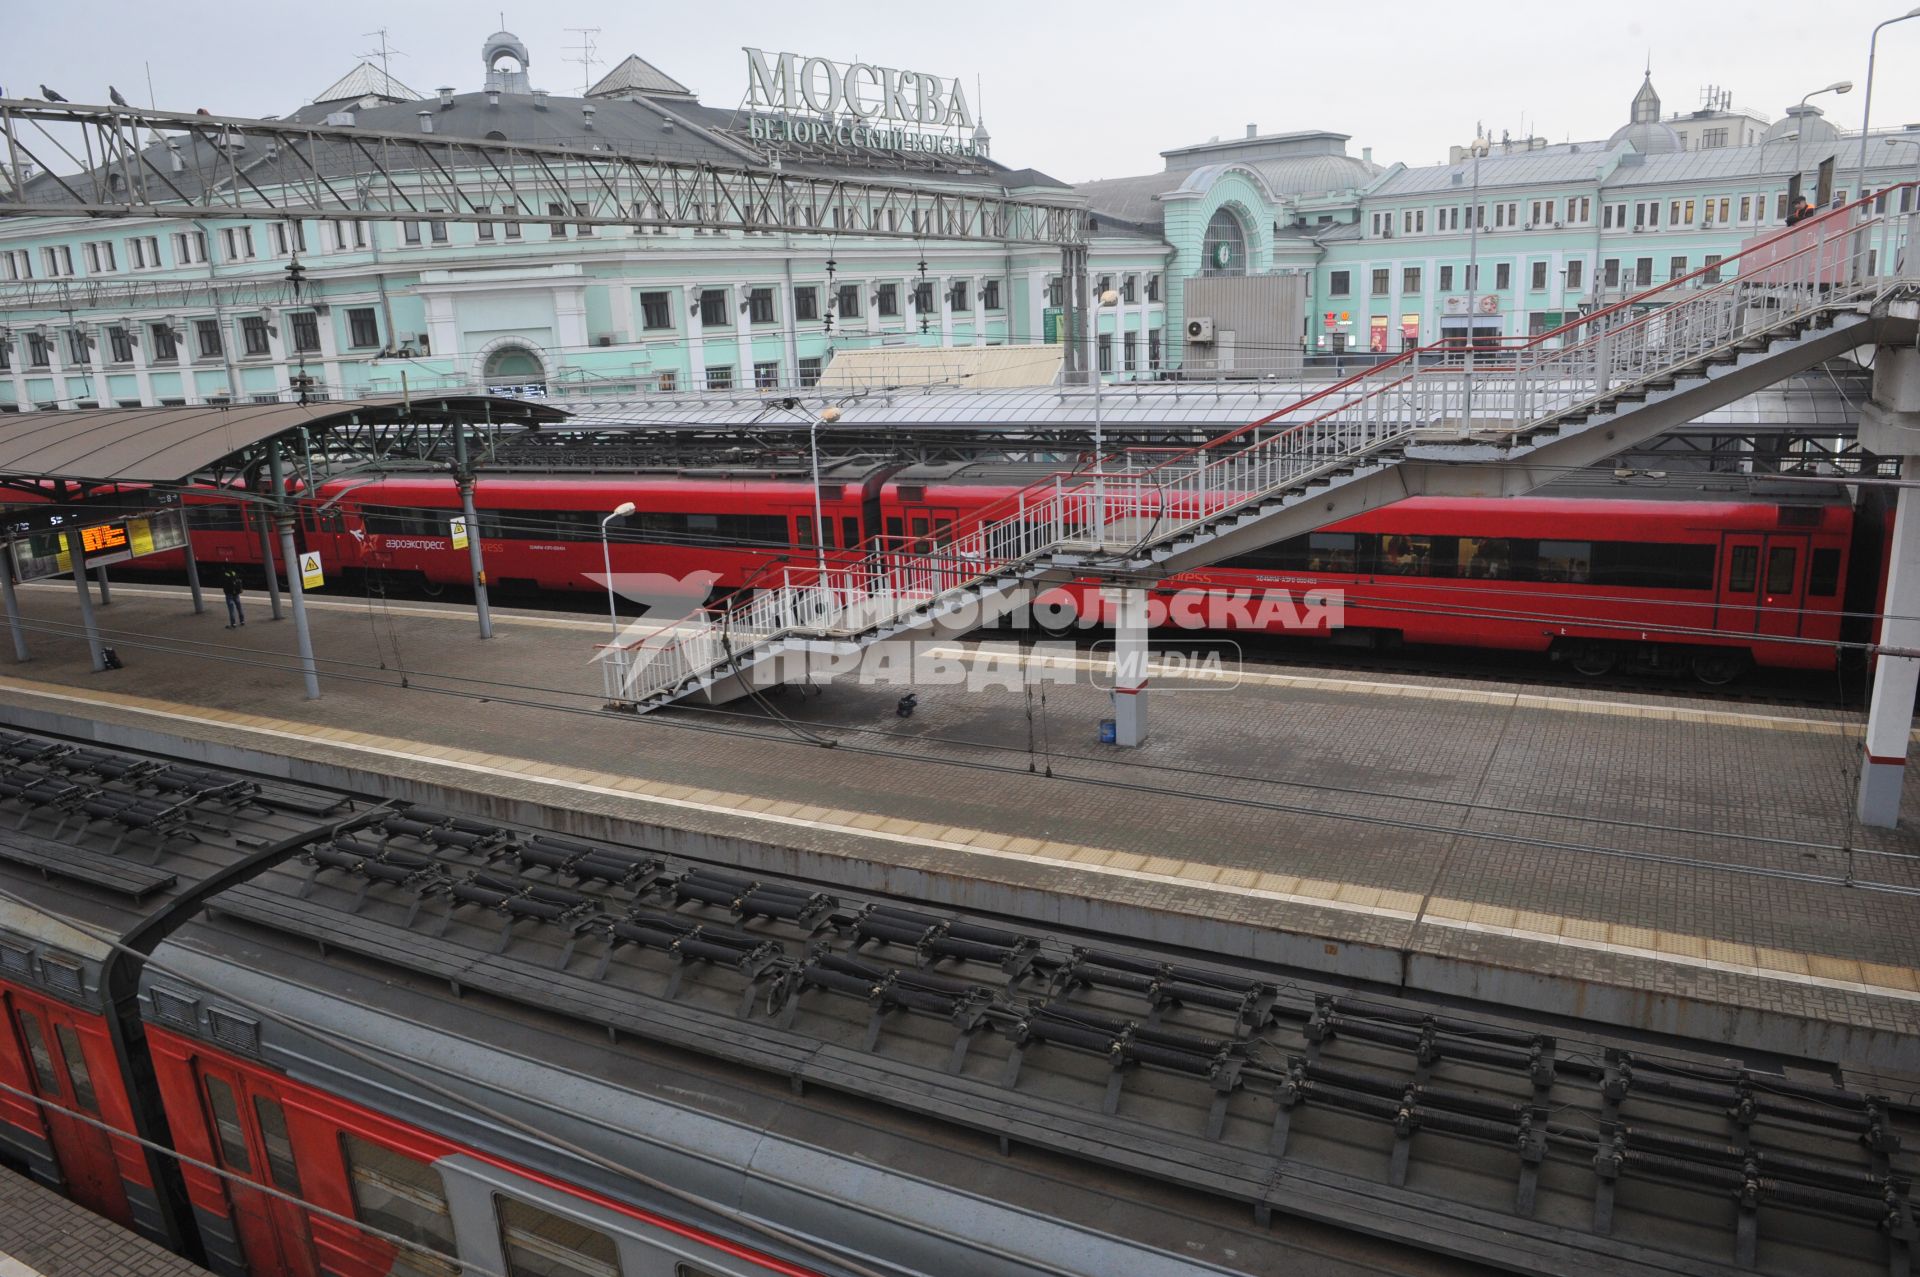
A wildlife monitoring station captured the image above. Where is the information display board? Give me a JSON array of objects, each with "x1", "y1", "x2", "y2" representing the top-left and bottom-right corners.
[{"x1": 9, "y1": 509, "x2": 190, "y2": 582}]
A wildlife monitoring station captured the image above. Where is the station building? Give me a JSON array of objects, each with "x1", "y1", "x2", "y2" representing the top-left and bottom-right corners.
[{"x1": 3, "y1": 38, "x2": 1918, "y2": 411}]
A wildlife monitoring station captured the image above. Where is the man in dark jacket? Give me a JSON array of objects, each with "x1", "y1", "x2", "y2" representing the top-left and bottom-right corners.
[{"x1": 221, "y1": 570, "x2": 245, "y2": 628}]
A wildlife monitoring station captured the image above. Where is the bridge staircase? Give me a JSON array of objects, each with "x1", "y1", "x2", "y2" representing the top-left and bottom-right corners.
[{"x1": 602, "y1": 190, "x2": 1920, "y2": 711}]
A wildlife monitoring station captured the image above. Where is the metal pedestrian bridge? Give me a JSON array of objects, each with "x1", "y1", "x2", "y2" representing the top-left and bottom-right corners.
[{"x1": 600, "y1": 189, "x2": 1920, "y2": 716}]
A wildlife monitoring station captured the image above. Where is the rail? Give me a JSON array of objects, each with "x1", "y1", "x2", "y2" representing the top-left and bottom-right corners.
[{"x1": 604, "y1": 184, "x2": 1919, "y2": 705}]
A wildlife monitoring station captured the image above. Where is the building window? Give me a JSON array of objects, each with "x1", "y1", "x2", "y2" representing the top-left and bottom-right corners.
[
  {"x1": 290, "y1": 312, "x2": 320, "y2": 353},
  {"x1": 1603, "y1": 259, "x2": 1620, "y2": 288},
  {"x1": 504, "y1": 212, "x2": 522, "y2": 239},
  {"x1": 1370, "y1": 268, "x2": 1389, "y2": 296},
  {"x1": 0, "y1": 338, "x2": 9, "y2": 371},
  {"x1": 1201, "y1": 207, "x2": 1248, "y2": 274},
  {"x1": 125, "y1": 235, "x2": 158, "y2": 269},
  {"x1": 951, "y1": 280, "x2": 970, "y2": 312},
  {"x1": 100, "y1": 325, "x2": 129, "y2": 366},
  {"x1": 548, "y1": 202, "x2": 568, "y2": 236},
  {"x1": 747, "y1": 287, "x2": 775, "y2": 324},
  {"x1": 797, "y1": 357, "x2": 823, "y2": 387},
  {"x1": 1669, "y1": 255, "x2": 1688, "y2": 282},
  {"x1": 656, "y1": 370, "x2": 676, "y2": 392},
  {"x1": 983, "y1": 280, "x2": 1002, "y2": 310},
  {"x1": 83, "y1": 241, "x2": 116, "y2": 273},
  {"x1": 1566, "y1": 259, "x2": 1584, "y2": 290},
  {"x1": 1569, "y1": 197, "x2": 1591, "y2": 224},
  {"x1": 1494, "y1": 263, "x2": 1510, "y2": 290},
  {"x1": 241, "y1": 316, "x2": 271, "y2": 356},
  {"x1": 1530, "y1": 261, "x2": 1547, "y2": 290},
  {"x1": 573, "y1": 202, "x2": 593, "y2": 236},
  {"x1": 698, "y1": 289, "x2": 728, "y2": 326},
  {"x1": 193, "y1": 319, "x2": 222, "y2": 359},
  {"x1": 347, "y1": 307, "x2": 379, "y2": 348},
  {"x1": 1121, "y1": 275, "x2": 1136, "y2": 303},
  {"x1": 270, "y1": 222, "x2": 306, "y2": 255},
  {"x1": 402, "y1": 220, "x2": 422, "y2": 246},
  {"x1": 429, "y1": 212, "x2": 449, "y2": 243},
  {"x1": 66, "y1": 329, "x2": 91, "y2": 365},
  {"x1": 341, "y1": 1136, "x2": 460, "y2": 1276},
  {"x1": 876, "y1": 283, "x2": 900, "y2": 317},
  {"x1": 1402, "y1": 208, "x2": 1425, "y2": 234},
  {"x1": 1329, "y1": 270, "x2": 1350, "y2": 297},
  {"x1": 1122, "y1": 331, "x2": 1137, "y2": 372},
  {"x1": 913, "y1": 281, "x2": 934, "y2": 314},
  {"x1": 173, "y1": 230, "x2": 208, "y2": 264},
  {"x1": 477, "y1": 217, "x2": 495, "y2": 241},
  {"x1": 1148, "y1": 329, "x2": 1162, "y2": 370},
  {"x1": 149, "y1": 324, "x2": 177, "y2": 362},
  {"x1": 327, "y1": 220, "x2": 366, "y2": 252},
  {"x1": 1146, "y1": 274, "x2": 1160, "y2": 303},
  {"x1": 1635, "y1": 257, "x2": 1653, "y2": 286},
  {"x1": 220, "y1": 227, "x2": 256, "y2": 260},
  {"x1": 835, "y1": 284, "x2": 861, "y2": 319},
  {"x1": 1439, "y1": 265, "x2": 1454, "y2": 291},
  {"x1": 1704, "y1": 254, "x2": 1724, "y2": 284},
  {"x1": 704, "y1": 365, "x2": 734, "y2": 391},
  {"x1": 794, "y1": 287, "x2": 819, "y2": 321},
  {"x1": 1096, "y1": 333, "x2": 1112, "y2": 373},
  {"x1": 27, "y1": 333, "x2": 50, "y2": 367},
  {"x1": 754, "y1": 361, "x2": 780, "y2": 389},
  {"x1": 1047, "y1": 277, "x2": 1064, "y2": 307},
  {"x1": 42, "y1": 246, "x2": 75, "y2": 277},
  {"x1": 640, "y1": 292, "x2": 672, "y2": 330},
  {"x1": 1403, "y1": 266, "x2": 1422, "y2": 293},
  {"x1": 1633, "y1": 202, "x2": 1658, "y2": 229}
]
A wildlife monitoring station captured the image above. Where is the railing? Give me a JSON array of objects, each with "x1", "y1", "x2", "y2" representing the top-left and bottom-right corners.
[{"x1": 605, "y1": 185, "x2": 1919, "y2": 705}]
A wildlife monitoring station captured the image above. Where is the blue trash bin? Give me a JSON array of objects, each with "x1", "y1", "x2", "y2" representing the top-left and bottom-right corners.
[{"x1": 1098, "y1": 719, "x2": 1117, "y2": 744}]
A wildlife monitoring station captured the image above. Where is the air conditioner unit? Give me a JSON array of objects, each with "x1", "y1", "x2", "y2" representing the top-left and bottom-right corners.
[
  {"x1": 1553, "y1": 221, "x2": 1564, "y2": 229},
  {"x1": 1382, "y1": 226, "x2": 1394, "y2": 238},
  {"x1": 1186, "y1": 317, "x2": 1215, "y2": 341},
  {"x1": 595, "y1": 335, "x2": 613, "y2": 347}
]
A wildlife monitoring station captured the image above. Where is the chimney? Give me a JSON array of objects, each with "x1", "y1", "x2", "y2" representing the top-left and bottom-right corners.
[
  {"x1": 1362, "y1": 146, "x2": 1373, "y2": 164},
  {"x1": 582, "y1": 104, "x2": 596, "y2": 130},
  {"x1": 532, "y1": 89, "x2": 549, "y2": 110},
  {"x1": 1245, "y1": 123, "x2": 1257, "y2": 138},
  {"x1": 417, "y1": 110, "x2": 434, "y2": 134},
  {"x1": 437, "y1": 86, "x2": 454, "y2": 109}
]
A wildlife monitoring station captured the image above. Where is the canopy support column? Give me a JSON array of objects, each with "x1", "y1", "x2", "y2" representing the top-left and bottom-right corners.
[
  {"x1": 255, "y1": 503, "x2": 283, "y2": 621},
  {"x1": 181, "y1": 527, "x2": 205, "y2": 615},
  {"x1": 454, "y1": 421, "x2": 492, "y2": 639},
  {"x1": 63, "y1": 527, "x2": 106, "y2": 673},
  {"x1": 94, "y1": 565, "x2": 111, "y2": 606},
  {"x1": 1856, "y1": 343, "x2": 1920, "y2": 828},
  {"x1": 0, "y1": 558, "x2": 29, "y2": 662},
  {"x1": 268, "y1": 450, "x2": 320, "y2": 700},
  {"x1": 1106, "y1": 585, "x2": 1149, "y2": 747}
]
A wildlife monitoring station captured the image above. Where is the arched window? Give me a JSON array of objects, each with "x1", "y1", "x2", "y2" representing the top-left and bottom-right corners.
[
  {"x1": 1201, "y1": 207, "x2": 1248, "y2": 276},
  {"x1": 483, "y1": 345, "x2": 545, "y2": 395}
]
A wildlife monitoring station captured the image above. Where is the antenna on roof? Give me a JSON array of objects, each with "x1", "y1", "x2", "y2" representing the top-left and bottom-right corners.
[
  {"x1": 359, "y1": 28, "x2": 405, "y2": 87},
  {"x1": 566, "y1": 26, "x2": 602, "y2": 96}
]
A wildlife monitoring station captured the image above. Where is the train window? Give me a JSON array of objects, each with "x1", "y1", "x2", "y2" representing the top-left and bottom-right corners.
[
  {"x1": 203, "y1": 1077, "x2": 253, "y2": 1173},
  {"x1": 185, "y1": 503, "x2": 249, "y2": 532},
  {"x1": 1765, "y1": 545, "x2": 1798, "y2": 594},
  {"x1": 1808, "y1": 548, "x2": 1842, "y2": 596},
  {"x1": 1728, "y1": 545, "x2": 1758, "y2": 593},
  {"x1": 1590, "y1": 543, "x2": 1717, "y2": 591},
  {"x1": 1458, "y1": 538, "x2": 1512, "y2": 579},
  {"x1": 675, "y1": 1267, "x2": 725, "y2": 1277},
  {"x1": 495, "y1": 1195, "x2": 622, "y2": 1277},
  {"x1": 1378, "y1": 535, "x2": 1457, "y2": 577},
  {"x1": 1536, "y1": 541, "x2": 1592, "y2": 584},
  {"x1": 795, "y1": 516, "x2": 814, "y2": 548},
  {"x1": 1302, "y1": 533, "x2": 1357, "y2": 572},
  {"x1": 341, "y1": 1134, "x2": 462, "y2": 1275},
  {"x1": 52, "y1": 1025, "x2": 96, "y2": 1114},
  {"x1": 841, "y1": 516, "x2": 860, "y2": 552},
  {"x1": 932, "y1": 518, "x2": 955, "y2": 546},
  {"x1": 252, "y1": 1096, "x2": 303, "y2": 1194},
  {"x1": 16, "y1": 1011, "x2": 59, "y2": 1094},
  {"x1": 884, "y1": 517, "x2": 903, "y2": 545}
]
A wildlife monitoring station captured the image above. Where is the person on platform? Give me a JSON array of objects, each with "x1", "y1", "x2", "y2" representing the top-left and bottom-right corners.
[{"x1": 222, "y1": 570, "x2": 245, "y2": 628}]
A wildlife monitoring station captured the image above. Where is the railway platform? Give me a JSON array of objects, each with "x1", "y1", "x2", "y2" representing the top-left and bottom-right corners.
[
  {"x1": 2, "y1": 580, "x2": 1918, "y2": 1073},
  {"x1": 0, "y1": 1168, "x2": 207, "y2": 1276}
]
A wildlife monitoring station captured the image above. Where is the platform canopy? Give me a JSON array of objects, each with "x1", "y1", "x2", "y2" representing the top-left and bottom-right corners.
[{"x1": 0, "y1": 395, "x2": 567, "y2": 489}]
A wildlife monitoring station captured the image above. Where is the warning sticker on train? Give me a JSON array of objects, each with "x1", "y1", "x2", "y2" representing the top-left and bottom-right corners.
[{"x1": 299, "y1": 552, "x2": 324, "y2": 590}]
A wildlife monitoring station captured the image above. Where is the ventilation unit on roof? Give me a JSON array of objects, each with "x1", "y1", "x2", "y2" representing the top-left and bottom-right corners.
[
  {"x1": 324, "y1": 111, "x2": 355, "y2": 127},
  {"x1": 207, "y1": 1007, "x2": 261, "y2": 1056},
  {"x1": 149, "y1": 987, "x2": 199, "y2": 1027},
  {"x1": 0, "y1": 942, "x2": 31, "y2": 976},
  {"x1": 38, "y1": 955, "x2": 82, "y2": 997}
]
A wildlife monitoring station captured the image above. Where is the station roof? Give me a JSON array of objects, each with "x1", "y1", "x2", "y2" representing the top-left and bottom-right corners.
[{"x1": 0, "y1": 395, "x2": 565, "y2": 485}]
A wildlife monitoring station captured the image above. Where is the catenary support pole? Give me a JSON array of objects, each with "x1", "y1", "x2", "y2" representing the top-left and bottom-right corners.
[
  {"x1": 453, "y1": 420, "x2": 492, "y2": 639},
  {"x1": 1108, "y1": 585, "x2": 1149, "y2": 747},
  {"x1": 181, "y1": 522, "x2": 205, "y2": 615},
  {"x1": 63, "y1": 527, "x2": 106, "y2": 672},
  {"x1": 1859, "y1": 475, "x2": 1920, "y2": 827},
  {"x1": 94, "y1": 564, "x2": 111, "y2": 605},
  {"x1": 0, "y1": 560, "x2": 28, "y2": 662},
  {"x1": 254, "y1": 489, "x2": 283, "y2": 621},
  {"x1": 269, "y1": 450, "x2": 321, "y2": 700}
]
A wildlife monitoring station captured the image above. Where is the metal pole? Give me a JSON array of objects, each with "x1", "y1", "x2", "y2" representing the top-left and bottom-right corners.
[
  {"x1": 254, "y1": 487, "x2": 283, "y2": 620},
  {"x1": 1854, "y1": 14, "x2": 1920, "y2": 207},
  {"x1": 453, "y1": 421, "x2": 492, "y2": 640},
  {"x1": 63, "y1": 527, "x2": 106, "y2": 672},
  {"x1": 1462, "y1": 142, "x2": 1482, "y2": 437},
  {"x1": 1092, "y1": 300, "x2": 1107, "y2": 550},
  {"x1": 94, "y1": 563, "x2": 110, "y2": 605},
  {"x1": 0, "y1": 552, "x2": 29, "y2": 662},
  {"x1": 269, "y1": 450, "x2": 320, "y2": 700},
  {"x1": 809, "y1": 416, "x2": 827, "y2": 582},
  {"x1": 180, "y1": 516, "x2": 205, "y2": 615},
  {"x1": 601, "y1": 514, "x2": 621, "y2": 642}
]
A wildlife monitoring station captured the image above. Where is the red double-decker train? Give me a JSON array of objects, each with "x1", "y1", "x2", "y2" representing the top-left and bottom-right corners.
[{"x1": 67, "y1": 461, "x2": 1874, "y2": 683}]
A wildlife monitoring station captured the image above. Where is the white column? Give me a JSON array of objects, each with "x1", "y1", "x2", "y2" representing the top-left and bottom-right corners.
[
  {"x1": 1107, "y1": 585, "x2": 1149, "y2": 747},
  {"x1": 1860, "y1": 478, "x2": 1920, "y2": 826}
]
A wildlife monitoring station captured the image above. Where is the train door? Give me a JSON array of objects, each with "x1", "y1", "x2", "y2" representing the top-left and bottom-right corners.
[
  {"x1": 5, "y1": 995, "x2": 132, "y2": 1225},
  {"x1": 196, "y1": 1063, "x2": 319, "y2": 1277},
  {"x1": 1717, "y1": 535, "x2": 1808, "y2": 637}
]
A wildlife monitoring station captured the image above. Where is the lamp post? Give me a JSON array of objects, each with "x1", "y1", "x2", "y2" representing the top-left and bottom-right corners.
[
  {"x1": 1855, "y1": 9, "x2": 1920, "y2": 205},
  {"x1": 1794, "y1": 80, "x2": 1854, "y2": 190},
  {"x1": 1461, "y1": 135, "x2": 1489, "y2": 437},
  {"x1": 1884, "y1": 137, "x2": 1920, "y2": 197},
  {"x1": 806, "y1": 406, "x2": 841, "y2": 582},
  {"x1": 1090, "y1": 286, "x2": 1119, "y2": 547},
  {"x1": 600, "y1": 500, "x2": 637, "y2": 644}
]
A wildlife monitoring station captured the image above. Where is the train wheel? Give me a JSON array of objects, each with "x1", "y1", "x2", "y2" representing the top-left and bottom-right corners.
[
  {"x1": 1690, "y1": 651, "x2": 1746, "y2": 686},
  {"x1": 1569, "y1": 645, "x2": 1617, "y2": 677}
]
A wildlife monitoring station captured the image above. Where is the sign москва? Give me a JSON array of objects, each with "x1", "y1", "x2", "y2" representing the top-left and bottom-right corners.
[{"x1": 743, "y1": 48, "x2": 987, "y2": 158}]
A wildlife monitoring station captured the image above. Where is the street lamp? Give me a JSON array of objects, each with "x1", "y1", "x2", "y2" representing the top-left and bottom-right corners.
[
  {"x1": 1884, "y1": 136, "x2": 1920, "y2": 196},
  {"x1": 1794, "y1": 80, "x2": 1854, "y2": 187},
  {"x1": 600, "y1": 500, "x2": 636, "y2": 643},
  {"x1": 1090, "y1": 286, "x2": 1119, "y2": 547},
  {"x1": 1854, "y1": 8, "x2": 1920, "y2": 205}
]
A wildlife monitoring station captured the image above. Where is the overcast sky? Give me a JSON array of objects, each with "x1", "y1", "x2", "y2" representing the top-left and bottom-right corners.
[{"x1": 7, "y1": 0, "x2": 1920, "y2": 183}]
